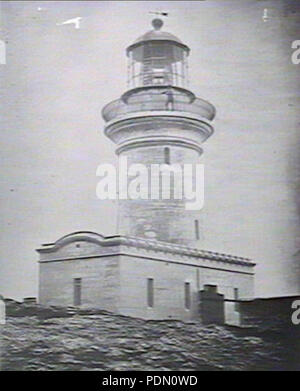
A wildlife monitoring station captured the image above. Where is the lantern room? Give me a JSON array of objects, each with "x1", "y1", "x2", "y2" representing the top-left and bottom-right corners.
[{"x1": 126, "y1": 19, "x2": 190, "y2": 89}]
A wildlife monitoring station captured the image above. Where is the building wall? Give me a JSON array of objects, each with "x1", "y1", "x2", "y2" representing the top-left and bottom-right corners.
[
  {"x1": 38, "y1": 241, "x2": 121, "y2": 311},
  {"x1": 118, "y1": 254, "x2": 254, "y2": 321},
  {"x1": 38, "y1": 239, "x2": 254, "y2": 323},
  {"x1": 39, "y1": 239, "x2": 120, "y2": 261}
]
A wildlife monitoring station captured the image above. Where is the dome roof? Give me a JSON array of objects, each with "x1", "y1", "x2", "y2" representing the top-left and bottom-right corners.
[
  {"x1": 127, "y1": 19, "x2": 189, "y2": 54},
  {"x1": 134, "y1": 29, "x2": 184, "y2": 45}
]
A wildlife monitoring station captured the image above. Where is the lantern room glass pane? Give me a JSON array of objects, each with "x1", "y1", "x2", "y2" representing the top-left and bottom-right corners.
[{"x1": 128, "y1": 42, "x2": 188, "y2": 89}]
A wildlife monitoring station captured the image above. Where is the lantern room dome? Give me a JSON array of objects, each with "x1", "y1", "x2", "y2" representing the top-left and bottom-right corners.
[
  {"x1": 134, "y1": 29, "x2": 184, "y2": 45},
  {"x1": 126, "y1": 19, "x2": 190, "y2": 56}
]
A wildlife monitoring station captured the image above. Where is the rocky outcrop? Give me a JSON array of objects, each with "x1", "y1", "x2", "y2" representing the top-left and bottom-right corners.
[{"x1": 0, "y1": 301, "x2": 299, "y2": 371}]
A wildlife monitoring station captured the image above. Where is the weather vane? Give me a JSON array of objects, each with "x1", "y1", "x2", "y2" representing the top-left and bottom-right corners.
[{"x1": 149, "y1": 11, "x2": 169, "y2": 17}]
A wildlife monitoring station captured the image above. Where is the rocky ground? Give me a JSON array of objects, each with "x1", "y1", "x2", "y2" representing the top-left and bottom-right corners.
[{"x1": 0, "y1": 303, "x2": 299, "y2": 371}]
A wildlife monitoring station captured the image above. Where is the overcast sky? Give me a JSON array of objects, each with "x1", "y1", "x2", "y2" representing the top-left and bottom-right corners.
[{"x1": 0, "y1": 0, "x2": 300, "y2": 300}]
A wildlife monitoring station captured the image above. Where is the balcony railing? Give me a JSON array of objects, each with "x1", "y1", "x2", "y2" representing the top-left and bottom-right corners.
[{"x1": 102, "y1": 91, "x2": 216, "y2": 123}]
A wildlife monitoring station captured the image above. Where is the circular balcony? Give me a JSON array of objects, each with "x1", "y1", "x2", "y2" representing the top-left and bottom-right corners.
[{"x1": 102, "y1": 87, "x2": 216, "y2": 123}]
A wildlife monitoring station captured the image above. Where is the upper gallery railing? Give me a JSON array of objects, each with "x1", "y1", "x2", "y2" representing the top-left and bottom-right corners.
[{"x1": 102, "y1": 90, "x2": 215, "y2": 122}]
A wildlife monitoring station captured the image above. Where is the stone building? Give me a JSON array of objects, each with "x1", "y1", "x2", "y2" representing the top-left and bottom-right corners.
[{"x1": 37, "y1": 20, "x2": 255, "y2": 324}]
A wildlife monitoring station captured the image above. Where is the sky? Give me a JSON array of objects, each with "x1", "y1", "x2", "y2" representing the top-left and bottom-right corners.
[{"x1": 0, "y1": 0, "x2": 300, "y2": 300}]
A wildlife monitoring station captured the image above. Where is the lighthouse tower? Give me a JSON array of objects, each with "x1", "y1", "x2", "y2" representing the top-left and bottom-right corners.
[
  {"x1": 37, "y1": 20, "x2": 255, "y2": 323},
  {"x1": 102, "y1": 19, "x2": 215, "y2": 247}
]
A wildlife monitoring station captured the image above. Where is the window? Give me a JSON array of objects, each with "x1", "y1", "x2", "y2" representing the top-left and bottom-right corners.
[
  {"x1": 184, "y1": 282, "x2": 191, "y2": 310},
  {"x1": 147, "y1": 278, "x2": 154, "y2": 308},
  {"x1": 194, "y1": 219, "x2": 200, "y2": 240},
  {"x1": 234, "y1": 288, "x2": 239, "y2": 311},
  {"x1": 73, "y1": 278, "x2": 82, "y2": 306},
  {"x1": 164, "y1": 147, "x2": 170, "y2": 164},
  {"x1": 153, "y1": 76, "x2": 164, "y2": 85}
]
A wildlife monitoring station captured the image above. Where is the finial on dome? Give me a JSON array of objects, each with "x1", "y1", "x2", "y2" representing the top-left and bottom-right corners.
[{"x1": 152, "y1": 18, "x2": 163, "y2": 30}]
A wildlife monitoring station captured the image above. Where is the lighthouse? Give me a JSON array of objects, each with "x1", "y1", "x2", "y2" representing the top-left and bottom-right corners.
[
  {"x1": 102, "y1": 19, "x2": 215, "y2": 247},
  {"x1": 37, "y1": 20, "x2": 255, "y2": 323}
]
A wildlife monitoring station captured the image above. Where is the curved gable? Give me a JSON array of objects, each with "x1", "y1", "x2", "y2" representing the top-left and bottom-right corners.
[{"x1": 36, "y1": 231, "x2": 119, "y2": 261}]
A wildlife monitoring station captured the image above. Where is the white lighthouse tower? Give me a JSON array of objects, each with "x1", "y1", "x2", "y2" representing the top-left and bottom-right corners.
[
  {"x1": 37, "y1": 20, "x2": 255, "y2": 323},
  {"x1": 102, "y1": 19, "x2": 215, "y2": 247}
]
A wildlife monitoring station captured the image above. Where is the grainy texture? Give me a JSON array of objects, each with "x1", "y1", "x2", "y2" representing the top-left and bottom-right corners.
[{"x1": 0, "y1": 303, "x2": 299, "y2": 371}]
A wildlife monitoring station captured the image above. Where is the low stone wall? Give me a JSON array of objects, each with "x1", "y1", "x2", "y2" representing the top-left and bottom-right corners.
[
  {"x1": 3, "y1": 299, "x2": 111, "y2": 319},
  {"x1": 239, "y1": 295, "x2": 300, "y2": 330}
]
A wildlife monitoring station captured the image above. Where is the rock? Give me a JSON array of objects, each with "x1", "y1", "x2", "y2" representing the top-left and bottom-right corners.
[
  {"x1": 0, "y1": 296, "x2": 5, "y2": 325},
  {"x1": 0, "y1": 303, "x2": 299, "y2": 370},
  {"x1": 243, "y1": 337, "x2": 263, "y2": 345}
]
